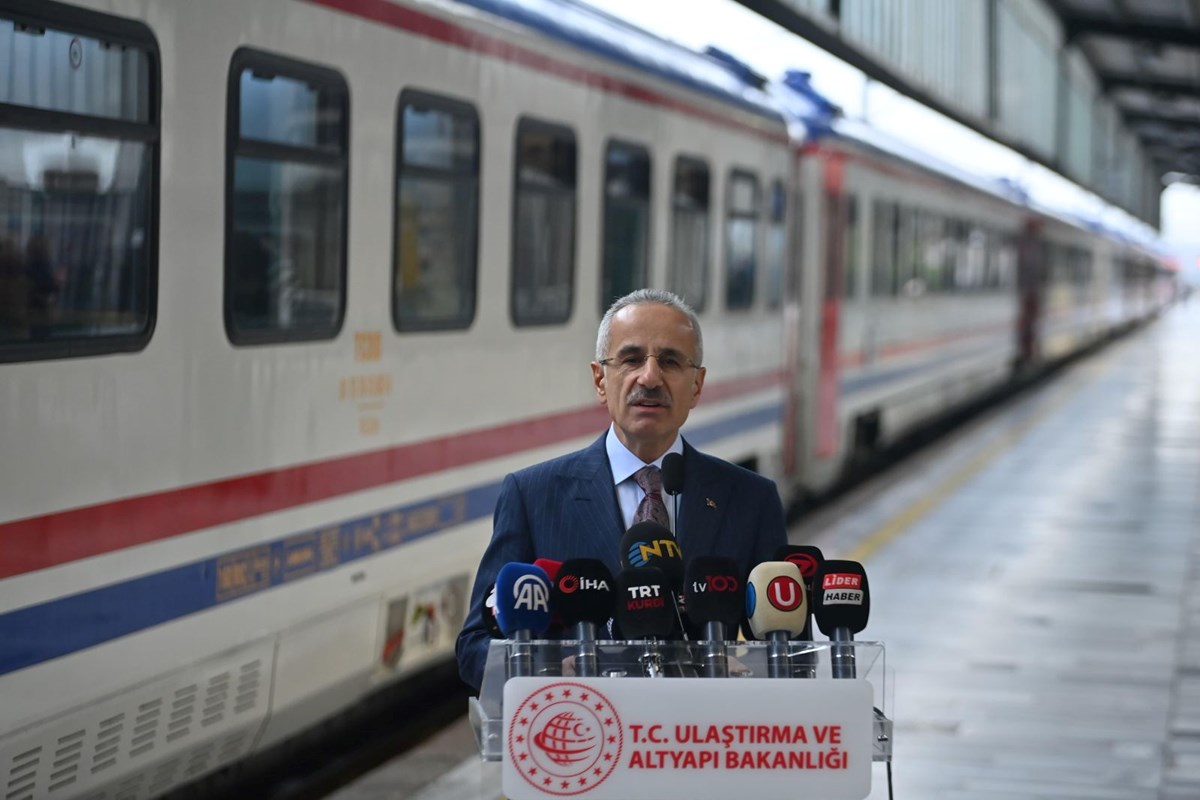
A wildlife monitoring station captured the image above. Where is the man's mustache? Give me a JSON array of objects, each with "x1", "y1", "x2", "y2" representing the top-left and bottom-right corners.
[{"x1": 626, "y1": 387, "x2": 671, "y2": 407}]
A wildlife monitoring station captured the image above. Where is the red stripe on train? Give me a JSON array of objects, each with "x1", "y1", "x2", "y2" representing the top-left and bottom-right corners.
[{"x1": 0, "y1": 371, "x2": 785, "y2": 579}]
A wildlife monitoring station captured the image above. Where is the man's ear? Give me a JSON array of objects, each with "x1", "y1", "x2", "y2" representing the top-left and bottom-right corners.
[
  {"x1": 591, "y1": 362, "x2": 607, "y2": 403},
  {"x1": 689, "y1": 366, "x2": 706, "y2": 408}
]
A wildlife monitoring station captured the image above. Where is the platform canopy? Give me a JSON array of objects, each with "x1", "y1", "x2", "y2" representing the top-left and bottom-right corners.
[
  {"x1": 736, "y1": 0, "x2": 1199, "y2": 227},
  {"x1": 1048, "y1": 0, "x2": 1200, "y2": 184}
]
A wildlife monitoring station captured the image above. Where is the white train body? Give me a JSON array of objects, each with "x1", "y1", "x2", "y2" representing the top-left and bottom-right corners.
[{"x1": 0, "y1": 1, "x2": 1170, "y2": 798}]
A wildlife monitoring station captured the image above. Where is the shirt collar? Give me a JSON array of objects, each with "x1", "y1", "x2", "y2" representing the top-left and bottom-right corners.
[{"x1": 605, "y1": 424, "x2": 684, "y2": 486}]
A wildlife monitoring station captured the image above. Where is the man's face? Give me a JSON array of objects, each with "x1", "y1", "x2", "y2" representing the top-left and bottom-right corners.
[{"x1": 591, "y1": 303, "x2": 706, "y2": 462}]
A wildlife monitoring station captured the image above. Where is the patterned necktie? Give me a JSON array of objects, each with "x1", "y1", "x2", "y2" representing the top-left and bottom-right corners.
[{"x1": 633, "y1": 465, "x2": 670, "y2": 530}]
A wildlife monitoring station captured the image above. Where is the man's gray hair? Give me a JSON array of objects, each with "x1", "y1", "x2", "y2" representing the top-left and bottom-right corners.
[{"x1": 595, "y1": 289, "x2": 703, "y2": 366}]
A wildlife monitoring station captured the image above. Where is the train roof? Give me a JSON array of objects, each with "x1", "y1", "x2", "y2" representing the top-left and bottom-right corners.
[
  {"x1": 452, "y1": 0, "x2": 786, "y2": 124},
  {"x1": 827, "y1": 114, "x2": 1016, "y2": 204},
  {"x1": 447, "y1": 1, "x2": 1167, "y2": 260},
  {"x1": 772, "y1": 77, "x2": 1167, "y2": 257}
]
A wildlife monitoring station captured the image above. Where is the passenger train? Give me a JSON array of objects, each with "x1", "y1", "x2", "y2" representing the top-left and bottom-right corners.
[{"x1": 0, "y1": 0, "x2": 1173, "y2": 797}]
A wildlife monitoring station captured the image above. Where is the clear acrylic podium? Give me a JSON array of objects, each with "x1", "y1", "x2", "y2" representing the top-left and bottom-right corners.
[{"x1": 468, "y1": 639, "x2": 893, "y2": 775}]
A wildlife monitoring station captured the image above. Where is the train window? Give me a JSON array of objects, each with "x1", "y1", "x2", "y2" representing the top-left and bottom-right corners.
[
  {"x1": 394, "y1": 91, "x2": 479, "y2": 331},
  {"x1": 895, "y1": 206, "x2": 919, "y2": 296},
  {"x1": 1074, "y1": 247, "x2": 1093, "y2": 287},
  {"x1": 0, "y1": 10, "x2": 157, "y2": 361},
  {"x1": 949, "y1": 219, "x2": 966, "y2": 291},
  {"x1": 870, "y1": 201, "x2": 897, "y2": 297},
  {"x1": 725, "y1": 170, "x2": 759, "y2": 310},
  {"x1": 842, "y1": 194, "x2": 859, "y2": 299},
  {"x1": 916, "y1": 212, "x2": 946, "y2": 294},
  {"x1": 225, "y1": 49, "x2": 348, "y2": 344},
  {"x1": 512, "y1": 118, "x2": 576, "y2": 326},
  {"x1": 961, "y1": 225, "x2": 987, "y2": 291},
  {"x1": 996, "y1": 234, "x2": 1018, "y2": 288},
  {"x1": 600, "y1": 141, "x2": 651, "y2": 314},
  {"x1": 1047, "y1": 244, "x2": 1067, "y2": 286},
  {"x1": 982, "y1": 228, "x2": 999, "y2": 289},
  {"x1": 669, "y1": 157, "x2": 710, "y2": 312},
  {"x1": 764, "y1": 180, "x2": 786, "y2": 309}
]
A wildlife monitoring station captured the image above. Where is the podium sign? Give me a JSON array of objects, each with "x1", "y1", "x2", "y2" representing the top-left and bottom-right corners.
[{"x1": 501, "y1": 677, "x2": 873, "y2": 800}]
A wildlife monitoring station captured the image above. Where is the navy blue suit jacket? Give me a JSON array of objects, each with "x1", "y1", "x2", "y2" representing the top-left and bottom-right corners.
[{"x1": 455, "y1": 433, "x2": 788, "y2": 690}]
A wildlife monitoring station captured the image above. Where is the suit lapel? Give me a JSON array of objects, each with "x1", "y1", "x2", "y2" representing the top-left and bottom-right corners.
[
  {"x1": 677, "y1": 440, "x2": 730, "y2": 559},
  {"x1": 567, "y1": 434, "x2": 625, "y2": 575}
]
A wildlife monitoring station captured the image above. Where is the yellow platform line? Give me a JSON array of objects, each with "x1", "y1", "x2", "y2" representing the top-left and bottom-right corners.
[{"x1": 845, "y1": 359, "x2": 1112, "y2": 563}]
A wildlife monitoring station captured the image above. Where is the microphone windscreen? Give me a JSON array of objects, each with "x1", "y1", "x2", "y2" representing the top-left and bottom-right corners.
[
  {"x1": 812, "y1": 559, "x2": 870, "y2": 635},
  {"x1": 555, "y1": 558, "x2": 616, "y2": 626},
  {"x1": 494, "y1": 562, "x2": 552, "y2": 637},
  {"x1": 683, "y1": 556, "x2": 744, "y2": 628},
  {"x1": 745, "y1": 561, "x2": 808, "y2": 639},
  {"x1": 614, "y1": 567, "x2": 677, "y2": 639},
  {"x1": 620, "y1": 521, "x2": 683, "y2": 591},
  {"x1": 483, "y1": 582, "x2": 503, "y2": 637},
  {"x1": 775, "y1": 545, "x2": 825, "y2": 594},
  {"x1": 661, "y1": 453, "x2": 685, "y2": 496},
  {"x1": 533, "y1": 558, "x2": 562, "y2": 582}
]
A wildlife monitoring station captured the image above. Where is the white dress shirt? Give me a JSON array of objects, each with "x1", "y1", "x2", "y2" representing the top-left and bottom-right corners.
[{"x1": 604, "y1": 424, "x2": 683, "y2": 533}]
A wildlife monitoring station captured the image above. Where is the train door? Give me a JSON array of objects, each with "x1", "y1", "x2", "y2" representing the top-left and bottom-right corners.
[
  {"x1": 781, "y1": 150, "x2": 806, "y2": 483},
  {"x1": 815, "y1": 152, "x2": 847, "y2": 459},
  {"x1": 781, "y1": 146, "x2": 847, "y2": 501}
]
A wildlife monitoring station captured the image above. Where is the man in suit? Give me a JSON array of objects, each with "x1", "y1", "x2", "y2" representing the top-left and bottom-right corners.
[{"x1": 455, "y1": 288, "x2": 788, "y2": 691}]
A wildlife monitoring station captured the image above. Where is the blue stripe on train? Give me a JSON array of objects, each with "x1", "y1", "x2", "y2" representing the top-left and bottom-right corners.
[
  {"x1": 839, "y1": 337, "x2": 1013, "y2": 396},
  {"x1": 0, "y1": 403, "x2": 782, "y2": 676}
]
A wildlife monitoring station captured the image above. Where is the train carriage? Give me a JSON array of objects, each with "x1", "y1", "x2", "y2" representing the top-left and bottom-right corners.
[
  {"x1": 773, "y1": 82, "x2": 1173, "y2": 493},
  {"x1": 0, "y1": 1, "x2": 796, "y2": 798},
  {"x1": 0, "y1": 1, "x2": 1173, "y2": 799}
]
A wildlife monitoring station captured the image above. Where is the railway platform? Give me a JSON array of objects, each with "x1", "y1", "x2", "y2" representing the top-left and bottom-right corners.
[{"x1": 330, "y1": 302, "x2": 1200, "y2": 800}]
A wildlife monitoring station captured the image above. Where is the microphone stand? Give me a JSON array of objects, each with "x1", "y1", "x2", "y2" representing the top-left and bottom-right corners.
[
  {"x1": 831, "y1": 628, "x2": 857, "y2": 679},
  {"x1": 767, "y1": 630, "x2": 792, "y2": 679},
  {"x1": 573, "y1": 621, "x2": 599, "y2": 677},
  {"x1": 795, "y1": 618, "x2": 818, "y2": 679},
  {"x1": 640, "y1": 638, "x2": 664, "y2": 678},
  {"x1": 663, "y1": 481, "x2": 695, "y2": 676},
  {"x1": 702, "y1": 621, "x2": 729, "y2": 678},
  {"x1": 508, "y1": 629, "x2": 533, "y2": 679}
]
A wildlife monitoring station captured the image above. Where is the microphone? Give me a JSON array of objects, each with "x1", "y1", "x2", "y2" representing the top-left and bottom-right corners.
[
  {"x1": 620, "y1": 521, "x2": 686, "y2": 638},
  {"x1": 812, "y1": 559, "x2": 870, "y2": 679},
  {"x1": 614, "y1": 566, "x2": 676, "y2": 677},
  {"x1": 554, "y1": 558, "x2": 615, "y2": 677},
  {"x1": 482, "y1": 583, "x2": 503, "y2": 638},
  {"x1": 494, "y1": 562, "x2": 552, "y2": 678},
  {"x1": 775, "y1": 545, "x2": 825, "y2": 677},
  {"x1": 533, "y1": 557, "x2": 564, "y2": 635},
  {"x1": 746, "y1": 561, "x2": 808, "y2": 678},
  {"x1": 683, "y1": 556, "x2": 743, "y2": 677},
  {"x1": 661, "y1": 452, "x2": 684, "y2": 534},
  {"x1": 533, "y1": 558, "x2": 562, "y2": 582}
]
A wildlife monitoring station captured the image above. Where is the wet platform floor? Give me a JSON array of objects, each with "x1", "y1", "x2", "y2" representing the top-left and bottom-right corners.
[{"x1": 332, "y1": 302, "x2": 1200, "y2": 800}]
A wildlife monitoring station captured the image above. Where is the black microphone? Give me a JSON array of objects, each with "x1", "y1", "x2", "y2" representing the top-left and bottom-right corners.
[
  {"x1": 661, "y1": 452, "x2": 684, "y2": 534},
  {"x1": 614, "y1": 566, "x2": 676, "y2": 677},
  {"x1": 554, "y1": 558, "x2": 615, "y2": 677},
  {"x1": 683, "y1": 556, "x2": 743, "y2": 677},
  {"x1": 494, "y1": 562, "x2": 553, "y2": 678},
  {"x1": 534, "y1": 557, "x2": 564, "y2": 637},
  {"x1": 775, "y1": 545, "x2": 825, "y2": 677},
  {"x1": 811, "y1": 559, "x2": 870, "y2": 679},
  {"x1": 746, "y1": 561, "x2": 809, "y2": 678},
  {"x1": 620, "y1": 521, "x2": 686, "y2": 638}
]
